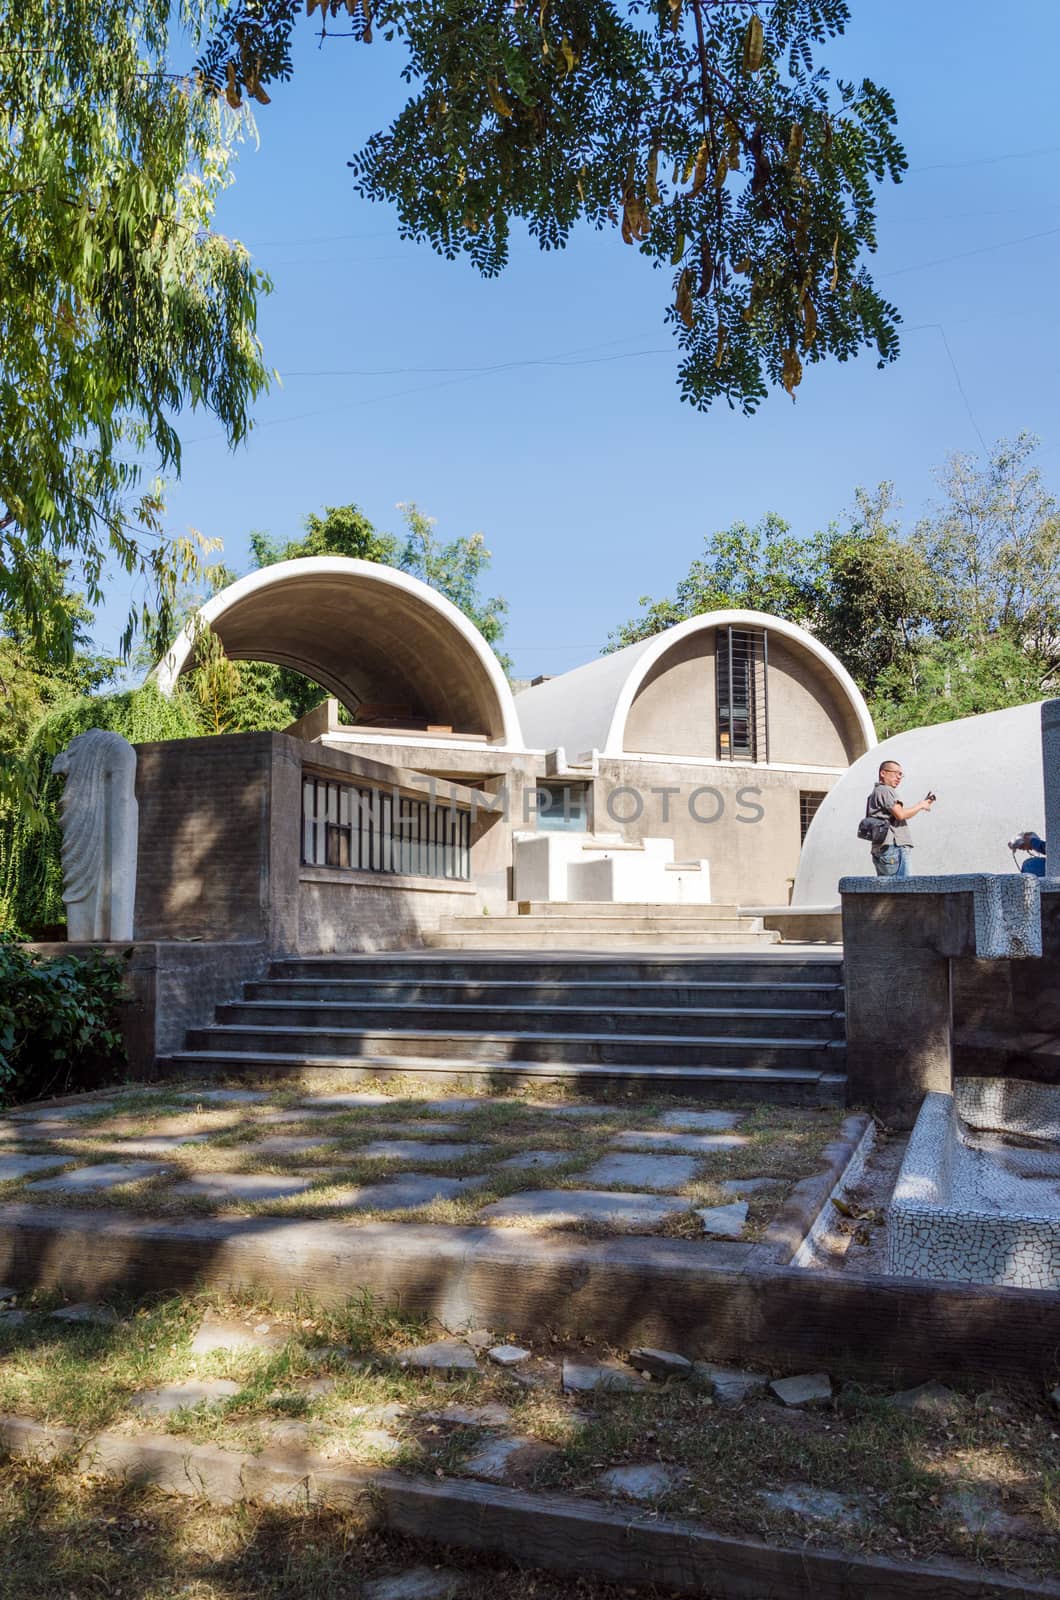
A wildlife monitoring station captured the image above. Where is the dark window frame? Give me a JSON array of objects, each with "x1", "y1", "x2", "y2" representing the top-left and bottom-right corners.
[
  {"x1": 716, "y1": 626, "x2": 769, "y2": 763},
  {"x1": 301, "y1": 775, "x2": 471, "y2": 881}
]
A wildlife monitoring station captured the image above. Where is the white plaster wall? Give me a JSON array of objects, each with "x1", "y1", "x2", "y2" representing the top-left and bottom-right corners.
[{"x1": 793, "y1": 700, "x2": 1047, "y2": 905}]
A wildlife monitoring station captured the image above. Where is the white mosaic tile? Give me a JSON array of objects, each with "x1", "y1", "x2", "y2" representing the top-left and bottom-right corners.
[{"x1": 887, "y1": 1080, "x2": 1060, "y2": 1290}]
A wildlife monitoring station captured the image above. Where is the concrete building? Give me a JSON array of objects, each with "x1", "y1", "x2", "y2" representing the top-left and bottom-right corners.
[{"x1": 151, "y1": 562, "x2": 876, "y2": 933}]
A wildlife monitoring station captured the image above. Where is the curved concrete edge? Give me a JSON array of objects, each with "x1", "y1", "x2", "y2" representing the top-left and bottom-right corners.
[
  {"x1": 150, "y1": 556, "x2": 524, "y2": 749},
  {"x1": 602, "y1": 610, "x2": 876, "y2": 758},
  {"x1": 513, "y1": 609, "x2": 876, "y2": 764},
  {"x1": 2, "y1": 1415, "x2": 1056, "y2": 1600},
  {"x1": 762, "y1": 1113, "x2": 874, "y2": 1264}
]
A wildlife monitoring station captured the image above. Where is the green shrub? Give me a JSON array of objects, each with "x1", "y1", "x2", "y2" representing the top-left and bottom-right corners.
[
  {"x1": 0, "y1": 682, "x2": 201, "y2": 934},
  {"x1": 0, "y1": 936, "x2": 128, "y2": 1105}
]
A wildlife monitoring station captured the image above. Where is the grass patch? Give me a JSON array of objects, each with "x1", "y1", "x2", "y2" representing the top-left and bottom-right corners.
[{"x1": 0, "y1": 1285, "x2": 1056, "y2": 1574}]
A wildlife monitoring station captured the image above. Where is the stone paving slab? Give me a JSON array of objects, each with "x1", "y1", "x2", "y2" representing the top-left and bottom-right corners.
[
  {"x1": 131, "y1": 1378, "x2": 241, "y2": 1416},
  {"x1": 247, "y1": 1136, "x2": 335, "y2": 1158},
  {"x1": 480, "y1": 1189, "x2": 689, "y2": 1228},
  {"x1": 50, "y1": 1302, "x2": 118, "y2": 1325},
  {"x1": 719, "y1": 1176, "x2": 784, "y2": 1195},
  {"x1": 0, "y1": 1155, "x2": 69, "y2": 1180},
  {"x1": 364, "y1": 1566, "x2": 465, "y2": 1600},
  {"x1": 26, "y1": 1162, "x2": 166, "y2": 1193},
  {"x1": 582, "y1": 1152, "x2": 697, "y2": 1192},
  {"x1": 562, "y1": 1359, "x2": 649, "y2": 1394},
  {"x1": 610, "y1": 1131, "x2": 749, "y2": 1153},
  {"x1": 11, "y1": 1102, "x2": 115, "y2": 1122},
  {"x1": 658, "y1": 1110, "x2": 746, "y2": 1131},
  {"x1": 761, "y1": 1483, "x2": 865, "y2": 1525},
  {"x1": 496, "y1": 1150, "x2": 571, "y2": 1172},
  {"x1": 329, "y1": 1174, "x2": 487, "y2": 1212},
  {"x1": 358, "y1": 1141, "x2": 486, "y2": 1164},
  {"x1": 462, "y1": 1433, "x2": 556, "y2": 1483},
  {"x1": 189, "y1": 1312, "x2": 288, "y2": 1354},
  {"x1": 698, "y1": 1202, "x2": 749, "y2": 1239},
  {"x1": 176, "y1": 1090, "x2": 266, "y2": 1106},
  {"x1": 169, "y1": 1172, "x2": 314, "y2": 1203},
  {"x1": 398, "y1": 1340, "x2": 479, "y2": 1375},
  {"x1": 81, "y1": 1134, "x2": 214, "y2": 1156},
  {"x1": 598, "y1": 1462, "x2": 680, "y2": 1500}
]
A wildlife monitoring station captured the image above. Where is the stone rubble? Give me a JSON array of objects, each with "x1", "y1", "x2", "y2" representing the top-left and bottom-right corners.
[
  {"x1": 628, "y1": 1347, "x2": 692, "y2": 1380},
  {"x1": 398, "y1": 1340, "x2": 480, "y2": 1376},
  {"x1": 487, "y1": 1344, "x2": 531, "y2": 1366},
  {"x1": 697, "y1": 1201, "x2": 749, "y2": 1239},
  {"x1": 562, "y1": 1359, "x2": 648, "y2": 1394},
  {"x1": 691, "y1": 1362, "x2": 767, "y2": 1405},
  {"x1": 769, "y1": 1372, "x2": 833, "y2": 1408}
]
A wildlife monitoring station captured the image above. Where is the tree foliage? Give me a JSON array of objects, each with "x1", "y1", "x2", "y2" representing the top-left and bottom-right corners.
[
  {"x1": 200, "y1": 0, "x2": 903, "y2": 412},
  {"x1": 0, "y1": 0, "x2": 271, "y2": 663},
  {"x1": 607, "y1": 436, "x2": 1059, "y2": 734}
]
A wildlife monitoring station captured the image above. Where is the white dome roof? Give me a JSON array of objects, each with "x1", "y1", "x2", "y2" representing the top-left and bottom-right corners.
[{"x1": 793, "y1": 700, "x2": 1047, "y2": 905}]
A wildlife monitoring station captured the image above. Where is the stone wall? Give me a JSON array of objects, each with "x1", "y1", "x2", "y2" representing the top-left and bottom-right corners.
[
  {"x1": 132, "y1": 731, "x2": 498, "y2": 956},
  {"x1": 953, "y1": 887, "x2": 1060, "y2": 1081},
  {"x1": 25, "y1": 940, "x2": 270, "y2": 1080}
]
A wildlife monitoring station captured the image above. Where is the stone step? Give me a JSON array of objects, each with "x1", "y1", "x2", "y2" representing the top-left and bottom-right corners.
[
  {"x1": 425, "y1": 928, "x2": 781, "y2": 950},
  {"x1": 267, "y1": 955, "x2": 843, "y2": 985},
  {"x1": 216, "y1": 999, "x2": 844, "y2": 1041},
  {"x1": 435, "y1": 914, "x2": 768, "y2": 934},
  {"x1": 245, "y1": 978, "x2": 846, "y2": 1009},
  {"x1": 514, "y1": 901, "x2": 745, "y2": 919},
  {"x1": 184, "y1": 1022, "x2": 844, "y2": 1072},
  {"x1": 159, "y1": 1050, "x2": 846, "y2": 1104}
]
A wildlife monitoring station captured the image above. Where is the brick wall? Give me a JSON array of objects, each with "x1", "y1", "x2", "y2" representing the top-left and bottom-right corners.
[{"x1": 134, "y1": 735, "x2": 274, "y2": 942}]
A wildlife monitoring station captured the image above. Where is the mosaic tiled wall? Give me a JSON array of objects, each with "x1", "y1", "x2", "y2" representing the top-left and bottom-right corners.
[{"x1": 887, "y1": 1079, "x2": 1060, "y2": 1290}]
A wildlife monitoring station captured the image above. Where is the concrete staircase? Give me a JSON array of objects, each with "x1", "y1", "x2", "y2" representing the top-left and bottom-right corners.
[
  {"x1": 425, "y1": 901, "x2": 781, "y2": 951},
  {"x1": 163, "y1": 950, "x2": 847, "y2": 1104}
]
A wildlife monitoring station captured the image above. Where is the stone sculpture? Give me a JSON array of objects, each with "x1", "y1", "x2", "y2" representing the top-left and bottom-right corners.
[{"x1": 52, "y1": 729, "x2": 138, "y2": 941}]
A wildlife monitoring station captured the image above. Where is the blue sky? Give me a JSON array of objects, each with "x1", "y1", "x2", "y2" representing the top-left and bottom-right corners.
[{"x1": 101, "y1": 1, "x2": 1060, "y2": 679}]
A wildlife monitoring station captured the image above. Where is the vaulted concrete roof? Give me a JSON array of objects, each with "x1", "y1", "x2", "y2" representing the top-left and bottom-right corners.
[
  {"x1": 514, "y1": 610, "x2": 875, "y2": 759},
  {"x1": 152, "y1": 557, "x2": 522, "y2": 747}
]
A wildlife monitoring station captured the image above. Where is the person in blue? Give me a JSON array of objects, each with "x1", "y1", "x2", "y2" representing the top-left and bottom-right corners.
[
  {"x1": 865, "y1": 759, "x2": 936, "y2": 879},
  {"x1": 1010, "y1": 830, "x2": 1048, "y2": 876}
]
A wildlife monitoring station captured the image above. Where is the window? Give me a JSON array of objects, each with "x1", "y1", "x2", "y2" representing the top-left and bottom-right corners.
[
  {"x1": 535, "y1": 783, "x2": 589, "y2": 833},
  {"x1": 800, "y1": 790, "x2": 826, "y2": 844},
  {"x1": 716, "y1": 627, "x2": 769, "y2": 762},
  {"x1": 301, "y1": 777, "x2": 470, "y2": 880}
]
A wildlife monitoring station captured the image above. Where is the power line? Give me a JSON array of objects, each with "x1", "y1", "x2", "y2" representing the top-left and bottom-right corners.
[
  {"x1": 908, "y1": 141, "x2": 1060, "y2": 174},
  {"x1": 881, "y1": 224, "x2": 1060, "y2": 279}
]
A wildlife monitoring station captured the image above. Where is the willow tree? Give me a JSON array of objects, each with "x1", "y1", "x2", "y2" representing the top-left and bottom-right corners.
[
  {"x1": 200, "y1": 0, "x2": 904, "y2": 411},
  {"x1": 0, "y1": 0, "x2": 271, "y2": 673}
]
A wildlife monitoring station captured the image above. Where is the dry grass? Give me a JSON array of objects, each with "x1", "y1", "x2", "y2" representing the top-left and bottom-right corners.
[
  {"x1": 0, "y1": 1078, "x2": 845, "y2": 1239},
  {"x1": 0, "y1": 1458, "x2": 650, "y2": 1599},
  {"x1": 0, "y1": 1285, "x2": 1056, "y2": 1576}
]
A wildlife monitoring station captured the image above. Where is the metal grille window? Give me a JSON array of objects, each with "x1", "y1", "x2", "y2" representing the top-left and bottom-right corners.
[
  {"x1": 800, "y1": 790, "x2": 826, "y2": 843},
  {"x1": 301, "y1": 777, "x2": 471, "y2": 880},
  {"x1": 716, "y1": 627, "x2": 769, "y2": 762}
]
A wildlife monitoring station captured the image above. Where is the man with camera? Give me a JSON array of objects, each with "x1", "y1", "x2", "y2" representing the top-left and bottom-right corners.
[{"x1": 865, "y1": 759, "x2": 935, "y2": 879}]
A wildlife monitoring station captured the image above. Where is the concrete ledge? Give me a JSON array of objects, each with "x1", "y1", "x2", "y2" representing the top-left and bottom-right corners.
[
  {"x1": 0, "y1": 1204, "x2": 1057, "y2": 1385},
  {"x1": 299, "y1": 867, "x2": 478, "y2": 894},
  {"x1": 1, "y1": 1415, "x2": 1055, "y2": 1600},
  {"x1": 743, "y1": 906, "x2": 843, "y2": 944},
  {"x1": 839, "y1": 875, "x2": 1042, "y2": 960},
  {"x1": 761, "y1": 1113, "x2": 872, "y2": 1263}
]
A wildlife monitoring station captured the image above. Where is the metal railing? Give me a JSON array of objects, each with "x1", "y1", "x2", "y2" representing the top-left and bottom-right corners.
[
  {"x1": 301, "y1": 777, "x2": 471, "y2": 881},
  {"x1": 716, "y1": 626, "x2": 769, "y2": 763}
]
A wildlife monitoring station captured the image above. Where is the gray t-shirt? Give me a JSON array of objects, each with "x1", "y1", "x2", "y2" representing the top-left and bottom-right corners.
[{"x1": 868, "y1": 782, "x2": 913, "y2": 848}]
